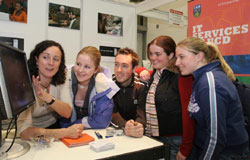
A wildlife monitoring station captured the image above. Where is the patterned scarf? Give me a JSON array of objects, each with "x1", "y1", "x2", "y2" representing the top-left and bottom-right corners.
[{"x1": 145, "y1": 70, "x2": 162, "y2": 136}]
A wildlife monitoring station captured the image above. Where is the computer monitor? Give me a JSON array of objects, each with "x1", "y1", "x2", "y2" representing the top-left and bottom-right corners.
[{"x1": 0, "y1": 42, "x2": 35, "y2": 148}]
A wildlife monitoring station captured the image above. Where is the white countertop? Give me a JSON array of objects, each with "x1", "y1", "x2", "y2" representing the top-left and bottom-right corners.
[{"x1": 4, "y1": 129, "x2": 163, "y2": 160}]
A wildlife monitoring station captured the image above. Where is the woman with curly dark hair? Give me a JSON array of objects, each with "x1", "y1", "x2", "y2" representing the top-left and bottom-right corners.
[
  {"x1": 17, "y1": 40, "x2": 83, "y2": 140},
  {"x1": 28, "y1": 40, "x2": 66, "y2": 86}
]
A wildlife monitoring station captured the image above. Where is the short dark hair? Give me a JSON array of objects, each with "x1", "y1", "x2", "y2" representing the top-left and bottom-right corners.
[
  {"x1": 116, "y1": 47, "x2": 139, "y2": 68},
  {"x1": 28, "y1": 40, "x2": 66, "y2": 86}
]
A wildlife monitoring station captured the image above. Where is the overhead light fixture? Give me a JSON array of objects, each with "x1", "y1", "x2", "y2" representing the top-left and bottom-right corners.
[{"x1": 129, "y1": 0, "x2": 145, "y2": 3}]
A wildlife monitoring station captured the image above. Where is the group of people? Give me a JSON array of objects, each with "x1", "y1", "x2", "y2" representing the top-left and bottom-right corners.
[
  {"x1": 0, "y1": 0, "x2": 27, "y2": 23},
  {"x1": 17, "y1": 35, "x2": 249, "y2": 160}
]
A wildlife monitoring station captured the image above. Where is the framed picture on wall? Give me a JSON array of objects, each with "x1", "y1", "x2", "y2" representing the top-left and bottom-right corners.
[
  {"x1": 48, "y1": 3, "x2": 80, "y2": 30},
  {"x1": 0, "y1": 36, "x2": 24, "y2": 50},
  {"x1": 0, "y1": 0, "x2": 28, "y2": 23},
  {"x1": 98, "y1": 12, "x2": 123, "y2": 36},
  {"x1": 99, "y1": 46, "x2": 120, "y2": 57}
]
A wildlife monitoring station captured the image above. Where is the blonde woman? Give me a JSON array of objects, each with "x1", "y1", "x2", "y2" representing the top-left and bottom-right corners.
[
  {"x1": 175, "y1": 37, "x2": 249, "y2": 159},
  {"x1": 60, "y1": 46, "x2": 119, "y2": 129}
]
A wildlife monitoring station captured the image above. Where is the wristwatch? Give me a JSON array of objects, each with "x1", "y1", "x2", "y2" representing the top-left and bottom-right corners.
[{"x1": 46, "y1": 96, "x2": 56, "y2": 105}]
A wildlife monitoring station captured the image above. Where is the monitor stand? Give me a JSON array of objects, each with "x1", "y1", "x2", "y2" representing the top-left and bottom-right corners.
[
  {"x1": 0, "y1": 120, "x2": 7, "y2": 159},
  {"x1": 0, "y1": 121, "x2": 30, "y2": 159}
]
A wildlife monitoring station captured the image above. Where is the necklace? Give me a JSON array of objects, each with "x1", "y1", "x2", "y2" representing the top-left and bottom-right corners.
[
  {"x1": 79, "y1": 84, "x2": 85, "y2": 89},
  {"x1": 40, "y1": 83, "x2": 50, "y2": 92}
]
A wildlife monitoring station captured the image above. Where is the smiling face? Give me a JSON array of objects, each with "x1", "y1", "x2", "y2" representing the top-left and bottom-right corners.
[
  {"x1": 175, "y1": 46, "x2": 202, "y2": 75},
  {"x1": 148, "y1": 44, "x2": 173, "y2": 71},
  {"x1": 114, "y1": 54, "x2": 134, "y2": 87},
  {"x1": 36, "y1": 46, "x2": 62, "y2": 82},
  {"x1": 74, "y1": 54, "x2": 98, "y2": 86}
]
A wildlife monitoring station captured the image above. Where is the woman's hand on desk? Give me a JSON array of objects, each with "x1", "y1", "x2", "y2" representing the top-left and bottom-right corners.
[
  {"x1": 124, "y1": 120, "x2": 144, "y2": 138},
  {"x1": 65, "y1": 124, "x2": 84, "y2": 138}
]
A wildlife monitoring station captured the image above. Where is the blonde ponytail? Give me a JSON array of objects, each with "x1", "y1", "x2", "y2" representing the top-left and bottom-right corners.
[{"x1": 207, "y1": 42, "x2": 236, "y2": 82}]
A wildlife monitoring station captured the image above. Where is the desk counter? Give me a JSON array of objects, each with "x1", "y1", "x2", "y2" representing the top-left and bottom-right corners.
[{"x1": 13, "y1": 129, "x2": 165, "y2": 160}]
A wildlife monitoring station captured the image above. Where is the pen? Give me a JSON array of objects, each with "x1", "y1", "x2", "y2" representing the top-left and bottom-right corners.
[
  {"x1": 95, "y1": 131, "x2": 103, "y2": 139},
  {"x1": 110, "y1": 121, "x2": 125, "y2": 130},
  {"x1": 110, "y1": 121, "x2": 119, "y2": 129}
]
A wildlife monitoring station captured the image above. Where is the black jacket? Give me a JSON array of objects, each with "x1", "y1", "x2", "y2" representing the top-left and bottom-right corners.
[
  {"x1": 147, "y1": 69, "x2": 182, "y2": 136},
  {"x1": 112, "y1": 73, "x2": 146, "y2": 128}
]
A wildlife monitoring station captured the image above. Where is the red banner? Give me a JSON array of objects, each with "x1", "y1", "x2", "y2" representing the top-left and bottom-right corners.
[
  {"x1": 188, "y1": 0, "x2": 250, "y2": 82},
  {"x1": 188, "y1": 0, "x2": 250, "y2": 56}
]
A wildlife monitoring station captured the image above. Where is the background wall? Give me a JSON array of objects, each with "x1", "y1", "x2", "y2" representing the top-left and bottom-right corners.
[
  {"x1": 147, "y1": 17, "x2": 187, "y2": 44},
  {"x1": 81, "y1": 0, "x2": 137, "y2": 72},
  {"x1": 0, "y1": 0, "x2": 137, "y2": 73},
  {"x1": 139, "y1": 0, "x2": 188, "y2": 62},
  {"x1": 0, "y1": 0, "x2": 47, "y2": 59},
  {"x1": 48, "y1": 0, "x2": 82, "y2": 66}
]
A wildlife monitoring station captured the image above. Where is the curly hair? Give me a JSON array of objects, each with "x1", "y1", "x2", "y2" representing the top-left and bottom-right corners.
[{"x1": 27, "y1": 40, "x2": 66, "y2": 86}]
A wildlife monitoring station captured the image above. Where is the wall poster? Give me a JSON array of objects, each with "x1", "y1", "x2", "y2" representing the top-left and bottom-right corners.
[
  {"x1": 48, "y1": 3, "x2": 80, "y2": 30},
  {"x1": 0, "y1": 36, "x2": 24, "y2": 50},
  {"x1": 98, "y1": 12, "x2": 123, "y2": 36},
  {"x1": 0, "y1": 0, "x2": 28, "y2": 23}
]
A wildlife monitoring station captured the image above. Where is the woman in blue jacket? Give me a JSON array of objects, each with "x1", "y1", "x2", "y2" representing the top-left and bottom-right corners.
[
  {"x1": 175, "y1": 37, "x2": 249, "y2": 159},
  {"x1": 60, "y1": 46, "x2": 119, "y2": 129}
]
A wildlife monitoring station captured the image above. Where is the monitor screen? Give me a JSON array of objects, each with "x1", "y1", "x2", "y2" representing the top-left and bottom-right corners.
[{"x1": 0, "y1": 42, "x2": 35, "y2": 120}]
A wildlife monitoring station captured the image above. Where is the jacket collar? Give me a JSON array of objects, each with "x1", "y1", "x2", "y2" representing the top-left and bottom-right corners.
[
  {"x1": 71, "y1": 67, "x2": 95, "y2": 108},
  {"x1": 193, "y1": 60, "x2": 222, "y2": 81},
  {"x1": 113, "y1": 73, "x2": 135, "y2": 88}
]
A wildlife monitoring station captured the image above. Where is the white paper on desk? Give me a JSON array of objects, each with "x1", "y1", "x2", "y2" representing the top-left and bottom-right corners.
[{"x1": 89, "y1": 140, "x2": 115, "y2": 152}]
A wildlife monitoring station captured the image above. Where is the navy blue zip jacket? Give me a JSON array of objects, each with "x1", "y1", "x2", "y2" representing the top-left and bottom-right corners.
[{"x1": 188, "y1": 60, "x2": 248, "y2": 159}]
